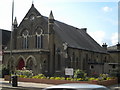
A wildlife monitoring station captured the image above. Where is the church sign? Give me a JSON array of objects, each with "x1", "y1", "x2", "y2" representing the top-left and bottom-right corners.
[{"x1": 65, "y1": 68, "x2": 74, "y2": 76}]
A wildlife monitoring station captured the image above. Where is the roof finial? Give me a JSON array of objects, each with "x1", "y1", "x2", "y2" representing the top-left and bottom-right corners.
[
  {"x1": 14, "y1": 17, "x2": 18, "y2": 25},
  {"x1": 49, "y1": 10, "x2": 54, "y2": 20}
]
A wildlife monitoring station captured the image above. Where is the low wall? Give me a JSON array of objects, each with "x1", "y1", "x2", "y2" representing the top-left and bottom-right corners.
[{"x1": 4, "y1": 75, "x2": 118, "y2": 86}]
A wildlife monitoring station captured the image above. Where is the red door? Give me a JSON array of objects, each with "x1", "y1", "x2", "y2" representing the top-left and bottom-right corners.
[{"x1": 17, "y1": 59, "x2": 25, "y2": 70}]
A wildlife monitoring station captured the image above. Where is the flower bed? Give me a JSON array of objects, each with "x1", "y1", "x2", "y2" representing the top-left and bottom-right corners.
[
  {"x1": 4, "y1": 75, "x2": 118, "y2": 86},
  {"x1": 4, "y1": 69, "x2": 119, "y2": 86}
]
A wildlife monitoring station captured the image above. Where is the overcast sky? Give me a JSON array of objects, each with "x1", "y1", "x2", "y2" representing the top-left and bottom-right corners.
[{"x1": 0, "y1": 0, "x2": 119, "y2": 46}]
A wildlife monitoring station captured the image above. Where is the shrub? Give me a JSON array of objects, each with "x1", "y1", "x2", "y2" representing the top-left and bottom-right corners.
[
  {"x1": 15, "y1": 70, "x2": 33, "y2": 78},
  {"x1": 74, "y1": 69, "x2": 87, "y2": 79},
  {"x1": 99, "y1": 74, "x2": 108, "y2": 80},
  {"x1": 50, "y1": 77, "x2": 55, "y2": 80},
  {"x1": 76, "y1": 78, "x2": 82, "y2": 81},
  {"x1": 1, "y1": 64, "x2": 10, "y2": 78},
  {"x1": 54, "y1": 77, "x2": 61, "y2": 80},
  {"x1": 32, "y1": 74, "x2": 46, "y2": 79},
  {"x1": 66, "y1": 77, "x2": 72, "y2": 81},
  {"x1": 61, "y1": 77, "x2": 65, "y2": 80},
  {"x1": 89, "y1": 77, "x2": 96, "y2": 81},
  {"x1": 106, "y1": 77, "x2": 112, "y2": 80},
  {"x1": 18, "y1": 75, "x2": 27, "y2": 78}
]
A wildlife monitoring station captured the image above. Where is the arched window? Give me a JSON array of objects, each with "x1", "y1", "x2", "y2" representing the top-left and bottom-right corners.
[
  {"x1": 35, "y1": 27, "x2": 43, "y2": 48},
  {"x1": 72, "y1": 52, "x2": 75, "y2": 68},
  {"x1": 26, "y1": 60, "x2": 33, "y2": 70},
  {"x1": 26, "y1": 56, "x2": 37, "y2": 73},
  {"x1": 104, "y1": 56, "x2": 107, "y2": 63},
  {"x1": 35, "y1": 34, "x2": 43, "y2": 48},
  {"x1": 22, "y1": 30, "x2": 29, "y2": 49},
  {"x1": 76, "y1": 57, "x2": 79, "y2": 69},
  {"x1": 56, "y1": 48, "x2": 61, "y2": 70},
  {"x1": 57, "y1": 53, "x2": 61, "y2": 70},
  {"x1": 43, "y1": 59, "x2": 47, "y2": 72}
]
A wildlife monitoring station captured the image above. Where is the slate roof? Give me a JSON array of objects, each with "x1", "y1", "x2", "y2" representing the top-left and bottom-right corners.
[
  {"x1": 107, "y1": 45, "x2": 120, "y2": 52},
  {"x1": 107, "y1": 45, "x2": 117, "y2": 50},
  {"x1": 44, "y1": 14, "x2": 107, "y2": 53},
  {"x1": 53, "y1": 20, "x2": 107, "y2": 53}
]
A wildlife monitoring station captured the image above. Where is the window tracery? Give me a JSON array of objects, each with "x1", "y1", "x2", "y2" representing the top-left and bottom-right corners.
[
  {"x1": 35, "y1": 27, "x2": 43, "y2": 48},
  {"x1": 22, "y1": 30, "x2": 29, "y2": 49}
]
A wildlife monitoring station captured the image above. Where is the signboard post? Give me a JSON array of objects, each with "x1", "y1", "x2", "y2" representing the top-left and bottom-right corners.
[{"x1": 65, "y1": 68, "x2": 74, "y2": 78}]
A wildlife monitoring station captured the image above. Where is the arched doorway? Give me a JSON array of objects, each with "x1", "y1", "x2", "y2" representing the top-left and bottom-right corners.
[{"x1": 17, "y1": 59, "x2": 25, "y2": 70}]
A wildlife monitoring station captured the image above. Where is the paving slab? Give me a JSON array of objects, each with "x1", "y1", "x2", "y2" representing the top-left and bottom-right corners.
[{"x1": 0, "y1": 78, "x2": 54, "y2": 90}]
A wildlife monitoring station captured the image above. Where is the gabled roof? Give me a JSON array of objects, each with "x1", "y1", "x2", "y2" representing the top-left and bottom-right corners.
[
  {"x1": 25, "y1": 4, "x2": 41, "y2": 17},
  {"x1": 18, "y1": 4, "x2": 107, "y2": 54},
  {"x1": 19, "y1": 4, "x2": 41, "y2": 27}
]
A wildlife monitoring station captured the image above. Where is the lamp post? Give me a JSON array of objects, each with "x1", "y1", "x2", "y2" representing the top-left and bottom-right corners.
[{"x1": 9, "y1": 0, "x2": 14, "y2": 84}]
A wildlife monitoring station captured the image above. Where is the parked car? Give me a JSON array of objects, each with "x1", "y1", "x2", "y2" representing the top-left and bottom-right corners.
[{"x1": 43, "y1": 83, "x2": 110, "y2": 90}]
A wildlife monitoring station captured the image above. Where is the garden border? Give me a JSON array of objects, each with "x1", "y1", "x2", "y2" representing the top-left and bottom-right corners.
[{"x1": 4, "y1": 75, "x2": 118, "y2": 86}]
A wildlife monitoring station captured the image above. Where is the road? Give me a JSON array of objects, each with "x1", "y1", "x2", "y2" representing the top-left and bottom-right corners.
[
  {"x1": 0, "y1": 78, "x2": 120, "y2": 90},
  {"x1": 1, "y1": 87, "x2": 42, "y2": 90}
]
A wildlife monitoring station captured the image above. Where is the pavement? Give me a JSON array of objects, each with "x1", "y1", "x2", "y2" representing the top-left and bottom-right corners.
[
  {"x1": 0, "y1": 78, "x2": 120, "y2": 90},
  {"x1": 0, "y1": 78, "x2": 54, "y2": 90},
  {"x1": 108, "y1": 84, "x2": 120, "y2": 90}
]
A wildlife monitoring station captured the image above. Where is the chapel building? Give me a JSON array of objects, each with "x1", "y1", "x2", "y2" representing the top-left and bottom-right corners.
[{"x1": 3, "y1": 4, "x2": 109, "y2": 76}]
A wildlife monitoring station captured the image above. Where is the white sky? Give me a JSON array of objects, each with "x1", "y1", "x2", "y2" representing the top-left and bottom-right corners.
[{"x1": 0, "y1": 0, "x2": 119, "y2": 46}]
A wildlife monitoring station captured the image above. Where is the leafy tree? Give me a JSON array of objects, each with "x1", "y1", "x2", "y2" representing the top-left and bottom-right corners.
[{"x1": 0, "y1": 64, "x2": 10, "y2": 78}]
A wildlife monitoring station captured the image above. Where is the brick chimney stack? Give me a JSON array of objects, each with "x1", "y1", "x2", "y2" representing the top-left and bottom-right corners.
[
  {"x1": 102, "y1": 43, "x2": 107, "y2": 50},
  {"x1": 117, "y1": 42, "x2": 120, "y2": 50}
]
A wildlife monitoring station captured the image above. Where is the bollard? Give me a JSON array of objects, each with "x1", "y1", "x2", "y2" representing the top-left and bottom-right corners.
[{"x1": 11, "y1": 75, "x2": 18, "y2": 87}]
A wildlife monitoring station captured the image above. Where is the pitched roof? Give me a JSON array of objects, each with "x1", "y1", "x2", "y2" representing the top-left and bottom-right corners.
[
  {"x1": 53, "y1": 20, "x2": 107, "y2": 53},
  {"x1": 19, "y1": 4, "x2": 108, "y2": 54},
  {"x1": 107, "y1": 44, "x2": 120, "y2": 52},
  {"x1": 108, "y1": 45, "x2": 117, "y2": 50}
]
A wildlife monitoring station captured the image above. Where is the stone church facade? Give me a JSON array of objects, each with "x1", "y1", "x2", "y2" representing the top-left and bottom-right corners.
[{"x1": 3, "y1": 4, "x2": 109, "y2": 76}]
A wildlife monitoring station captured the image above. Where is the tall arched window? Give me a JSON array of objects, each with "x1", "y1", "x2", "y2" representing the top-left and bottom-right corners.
[
  {"x1": 76, "y1": 57, "x2": 79, "y2": 69},
  {"x1": 72, "y1": 52, "x2": 75, "y2": 68},
  {"x1": 22, "y1": 30, "x2": 29, "y2": 49},
  {"x1": 35, "y1": 34, "x2": 43, "y2": 48},
  {"x1": 56, "y1": 48, "x2": 61, "y2": 70},
  {"x1": 35, "y1": 28, "x2": 43, "y2": 48}
]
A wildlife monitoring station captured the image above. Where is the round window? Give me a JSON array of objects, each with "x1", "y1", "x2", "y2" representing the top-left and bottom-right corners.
[{"x1": 30, "y1": 14, "x2": 35, "y2": 21}]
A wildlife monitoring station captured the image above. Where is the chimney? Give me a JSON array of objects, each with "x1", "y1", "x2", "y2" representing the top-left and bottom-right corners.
[
  {"x1": 117, "y1": 42, "x2": 120, "y2": 50},
  {"x1": 81, "y1": 28, "x2": 87, "y2": 32},
  {"x1": 102, "y1": 43, "x2": 107, "y2": 50}
]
